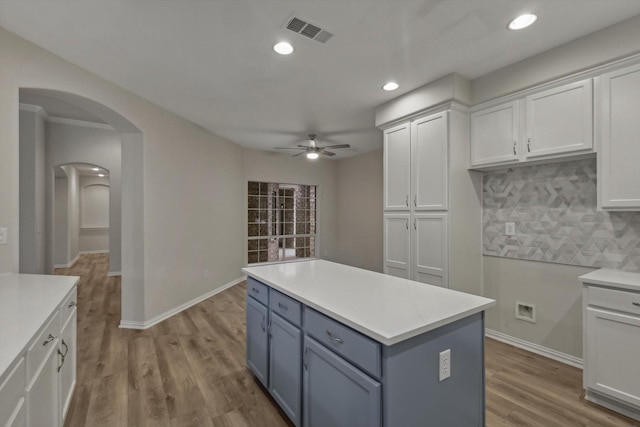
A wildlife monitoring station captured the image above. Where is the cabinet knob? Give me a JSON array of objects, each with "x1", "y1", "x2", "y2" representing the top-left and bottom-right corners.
[
  {"x1": 527, "y1": 138, "x2": 531, "y2": 152},
  {"x1": 68, "y1": 301, "x2": 77, "y2": 308},
  {"x1": 278, "y1": 302, "x2": 288, "y2": 311}
]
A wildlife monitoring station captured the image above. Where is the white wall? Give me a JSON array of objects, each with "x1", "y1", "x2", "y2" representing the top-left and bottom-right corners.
[
  {"x1": 18, "y1": 106, "x2": 46, "y2": 273},
  {"x1": 242, "y1": 149, "x2": 338, "y2": 263},
  {"x1": 1, "y1": 28, "x2": 245, "y2": 325},
  {"x1": 46, "y1": 122, "x2": 121, "y2": 272},
  {"x1": 79, "y1": 175, "x2": 109, "y2": 253},
  {"x1": 54, "y1": 176, "x2": 69, "y2": 266},
  {"x1": 335, "y1": 150, "x2": 383, "y2": 272}
]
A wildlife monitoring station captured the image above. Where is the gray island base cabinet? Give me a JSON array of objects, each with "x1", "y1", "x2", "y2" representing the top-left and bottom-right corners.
[{"x1": 243, "y1": 260, "x2": 494, "y2": 427}]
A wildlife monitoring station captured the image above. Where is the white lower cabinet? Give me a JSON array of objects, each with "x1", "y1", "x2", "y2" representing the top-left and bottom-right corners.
[
  {"x1": 26, "y1": 338, "x2": 60, "y2": 427},
  {"x1": 59, "y1": 308, "x2": 77, "y2": 424},
  {"x1": 0, "y1": 284, "x2": 77, "y2": 427},
  {"x1": 581, "y1": 271, "x2": 640, "y2": 421},
  {"x1": 384, "y1": 213, "x2": 448, "y2": 287}
]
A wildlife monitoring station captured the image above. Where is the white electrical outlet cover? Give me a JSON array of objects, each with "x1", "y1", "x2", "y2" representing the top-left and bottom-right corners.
[{"x1": 439, "y1": 349, "x2": 451, "y2": 382}]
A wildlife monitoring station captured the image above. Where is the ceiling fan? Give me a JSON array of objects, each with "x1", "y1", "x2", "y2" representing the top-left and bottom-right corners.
[{"x1": 275, "y1": 134, "x2": 350, "y2": 159}]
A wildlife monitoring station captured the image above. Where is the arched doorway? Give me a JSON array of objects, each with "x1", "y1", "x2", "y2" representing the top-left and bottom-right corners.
[{"x1": 19, "y1": 88, "x2": 145, "y2": 324}]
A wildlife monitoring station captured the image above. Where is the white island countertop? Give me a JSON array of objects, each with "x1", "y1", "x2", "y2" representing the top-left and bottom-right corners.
[
  {"x1": 0, "y1": 273, "x2": 79, "y2": 383},
  {"x1": 579, "y1": 268, "x2": 640, "y2": 292},
  {"x1": 242, "y1": 260, "x2": 495, "y2": 346}
]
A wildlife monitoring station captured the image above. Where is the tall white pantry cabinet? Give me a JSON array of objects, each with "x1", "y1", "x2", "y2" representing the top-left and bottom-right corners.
[{"x1": 382, "y1": 105, "x2": 482, "y2": 295}]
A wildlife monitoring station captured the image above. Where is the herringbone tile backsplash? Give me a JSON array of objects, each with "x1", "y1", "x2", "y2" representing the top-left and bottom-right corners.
[{"x1": 483, "y1": 159, "x2": 640, "y2": 272}]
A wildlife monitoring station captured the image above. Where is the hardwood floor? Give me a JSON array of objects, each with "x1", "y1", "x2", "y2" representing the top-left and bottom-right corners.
[{"x1": 57, "y1": 253, "x2": 640, "y2": 427}]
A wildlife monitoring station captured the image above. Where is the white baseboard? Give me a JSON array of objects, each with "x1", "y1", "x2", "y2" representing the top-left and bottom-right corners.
[
  {"x1": 485, "y1": 329, "x2": 583, "y2": 369},
  {"x1": 54, "y1": 254, "x2": 80, "y2": 269},
  {"x1": 79, "y1": 250, "x2": 109, "y2": 254},
  {"x1": 119, "y1": 276, "x2": 246, "y2": 330},
  {"x1": 107, "y1": 271, "x2": 121, "y2": 277}
]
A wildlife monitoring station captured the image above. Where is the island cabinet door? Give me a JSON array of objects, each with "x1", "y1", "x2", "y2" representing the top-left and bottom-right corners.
[
  {"x1": 246, "y1": 297, "x2": 269, "y2": 387},
  {"x1": 269, "y1": 313, "x2": 302, "y2": 427},
  {"x1": 303, "y1": 337, "x2": 381, "y2": 427}
]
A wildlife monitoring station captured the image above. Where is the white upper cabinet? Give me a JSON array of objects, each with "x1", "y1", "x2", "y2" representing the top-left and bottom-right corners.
[
  {"x1": 383, "y1": 123, "x2": 411, "y2": 211},
  {"x1": 525, "y1": 79, "x2": 593, "y2": 159},
  {"x1": 470, "y1": 79, "x2": 594, "y2": 169},
  {"x1": 598, "y1": 63, "x2": 640, "y2": 210},
  {"x1": 412, "y1": 112, "x2": 448, "y2": 210},
  {"x1": 470, "y1": 100, "x2": 519, "y2": 167}
]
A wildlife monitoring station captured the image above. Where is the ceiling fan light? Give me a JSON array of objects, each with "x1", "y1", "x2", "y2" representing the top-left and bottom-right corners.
[
  {"x1": 382, "y1": 82, "x2": 399, "y2": 91},
  {"x1": 306, "y1": 152, "x2": 319, "y2": 160}
]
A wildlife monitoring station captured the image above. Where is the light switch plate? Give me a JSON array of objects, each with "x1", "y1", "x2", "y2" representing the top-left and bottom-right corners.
[{"x1": 0, "y1": 227, "x2": 7, "y2": 245}]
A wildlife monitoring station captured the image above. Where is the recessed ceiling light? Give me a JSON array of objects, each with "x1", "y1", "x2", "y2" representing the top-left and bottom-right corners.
[
  {"x1": 92, "y1": 167, "x2": 99, "y2": 171},
  {"x1": 273, "y1": 42, "x2": 294, "y2": 55},
  {"x1": 508, "y1": 14, "x2": 537, "y2": 30},
  {"x1": 306, "y1": 152, "x2": 319, "y2": 160},
  {"x1": 98, "y1": 174, "x2": 105, "y2": 177},
  {"x1": 382, "y1": 82, "x2": 399, "y2": 91}
]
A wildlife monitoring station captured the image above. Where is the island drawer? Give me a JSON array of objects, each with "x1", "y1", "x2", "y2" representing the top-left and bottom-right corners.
[
  {"x1": 26, "y1": 310, "x2": 59, "y2": 385},
  {"x1": 60, "y1": 287, "x2": 78, "y2": 326},
  {"x1": 0, "y1": 357, "x2": 25, "y2": 426},
  {"x1": 586, "y1": 285, "x2": 640, "y2": 315},
  {"x1": 304, "y1": 308, "x2": 381, "y2": 379},
  {"x1": 247, "y1": 277, "x2": 269, "y2": 306},
  {"x1": 270, "y1": 290, "x2": 301, "y2": 327}
]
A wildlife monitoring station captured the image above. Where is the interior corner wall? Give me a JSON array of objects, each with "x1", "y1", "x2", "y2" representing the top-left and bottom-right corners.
[
  {"x1": 45, "y1": 122, "x2": 122, "y2": 273},
  {"x1": 335, "y1": 150, "x2": 384, "y2": 273},
  {"x1": 18, "y1": 107, "x2": 46, "y2": 273},
  {"x1": 242, "y1": 149, "x2": 338, "y2": 264},
  {"x1": 1, "y1": 27, "x2": 245, "y2": 325}
]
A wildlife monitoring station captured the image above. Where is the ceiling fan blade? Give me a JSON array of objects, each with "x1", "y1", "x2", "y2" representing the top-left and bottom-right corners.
[
  {"x1": 297, "y1": 145, "x2": 312, "y2": 149},
  {"x1": 321, "y1": 144, "x2": 350, "y2": 149},
  {"x1": 275, "y1": 147, "x2": 304, "y2": 150},
  {"x1": 321, "y1": 151, "x2": 336, "y2": 156},
  {"x1": 292, "y1": 151, "x2": 306, "y2": 157}
]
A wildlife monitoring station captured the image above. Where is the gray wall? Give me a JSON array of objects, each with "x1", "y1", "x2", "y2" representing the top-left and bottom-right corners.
[
  {"x1": 46, "y1": 122, "x2": 122, "y2": 274},
  {"x1": 335, "y1": 150, "x2": 384, "y2": 273},
  {"x1": 19, "y1": 106, "x2": 46, "y2": 273},
  {"x1": 62, "y1": 164, "x2": 80, "y2": 264}
]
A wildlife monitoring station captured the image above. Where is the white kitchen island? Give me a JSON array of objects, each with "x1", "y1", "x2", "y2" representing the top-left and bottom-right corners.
[{"x1": 242, "y1": 260, "x2": 495, "y2": 427}]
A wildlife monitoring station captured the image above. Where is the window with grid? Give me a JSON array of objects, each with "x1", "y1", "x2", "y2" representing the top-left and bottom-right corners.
[{"x1": 247, "y1": 181, "x2": 316, "y2": 264}]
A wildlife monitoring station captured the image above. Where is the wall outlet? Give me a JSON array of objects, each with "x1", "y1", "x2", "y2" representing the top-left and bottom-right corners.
[
  {"x1": 439, "y1": 349, "x2": 451, "y2": 382},
  {"x1": 0, "y1": 227, "x2": 7, "y2": 245},
  {"x1": 505, "y1": 222, "x2": 516, "y2": 236}
]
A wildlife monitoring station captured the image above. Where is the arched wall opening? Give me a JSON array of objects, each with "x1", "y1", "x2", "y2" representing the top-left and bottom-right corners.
[{"x1": 19, "y1": 88, "x2": 145, "y2": 324}]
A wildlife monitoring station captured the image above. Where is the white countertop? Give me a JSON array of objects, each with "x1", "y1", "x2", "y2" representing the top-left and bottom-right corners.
[
  {"x1": 579, "y1": 268, "x2": 640, "y2": 292},
  {"x1": 0, "y1": 274, "x2": 79, "y2": 383},
  {"x1": 242, "y1": 260, "x2": 495, "y2": 346}
]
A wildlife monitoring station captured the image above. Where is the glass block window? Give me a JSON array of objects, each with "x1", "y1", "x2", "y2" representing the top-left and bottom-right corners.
[{"x1": 247, "y1": 181, "x2": 317, "y2": 264}]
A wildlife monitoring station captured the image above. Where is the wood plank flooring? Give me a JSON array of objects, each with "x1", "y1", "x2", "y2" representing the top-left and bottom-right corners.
[{"x1": 57, "y1": 254, "x2": 640, "y2": 427}]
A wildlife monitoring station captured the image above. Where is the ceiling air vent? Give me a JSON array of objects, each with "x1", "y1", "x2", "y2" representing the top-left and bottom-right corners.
[{"x1": 285, "y1": 15, "x2": 334, "y2": 44}]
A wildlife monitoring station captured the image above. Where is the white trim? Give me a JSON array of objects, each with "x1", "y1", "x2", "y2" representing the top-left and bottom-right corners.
[
  {"x1": 47, "y1": 116, "x2": 115, "y2": 131},
  {"x1": 78, "y1": 250, "x2": 109, "y2": 255},
  {"x1": 119, "y1": 276, "x2": 246, "y2": 330},
  {"x1": 107, "y1": 271, "x2": 121, "y2": 277},
  {"x1": 54, "y1": 254, "x2": 80, "y2": 269},
  {"x1": 19, "y1": 103, "x2": 47, "y2": 115},
  {"x1": 485, "y1": 328, "x2": 583, "y2": 369}
]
